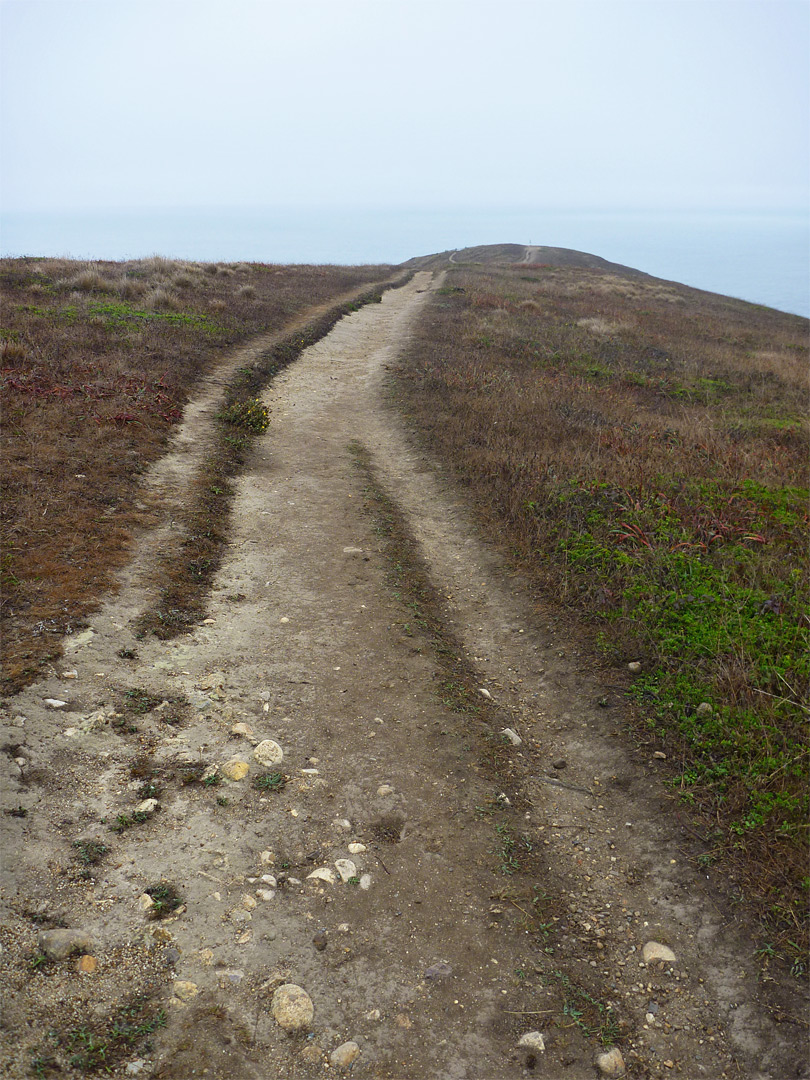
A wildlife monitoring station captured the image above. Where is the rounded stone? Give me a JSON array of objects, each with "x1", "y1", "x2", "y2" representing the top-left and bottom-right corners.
[
  {"x1": 330, "y1": 1041, "x2": 360, "y2": 1068},
  {"x1": 222, "y1": 758, "x2": 250, "y2": 781},
  {"x1": 642, "y1": 940, "x2": 677, "y2": 965},
  {"x1": 335, "y1": 859, "x2": 357, "y2": 883},
  {"x1": 307, "y1": 867, "x2": 337, "y2": 885},
  {"x1": 136, "y1": 798, "x2": 159, "y2": 815},
  {"x1": 596, "y1": 1047, "x2": 626, "y2": 1077},
  {"x1": 78, "y1": 954, "x2": 98, "y2": 974},
  {"x1": 272, "y1": 984, "x2": 314, "y2": 1031},
  {"x1": 37, "y1": 929, "x2": 94, "y2": 960},
  {"x1": 253, "y1": 739, "x2": 284, "y2": 767}
]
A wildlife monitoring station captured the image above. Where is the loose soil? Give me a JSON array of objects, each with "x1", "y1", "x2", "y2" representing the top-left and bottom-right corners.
[{"x1": 1, "y1": 272, "x2": 807, "y2": 1079}]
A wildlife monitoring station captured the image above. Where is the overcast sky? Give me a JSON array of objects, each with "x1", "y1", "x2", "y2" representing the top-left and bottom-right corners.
[{"x1": 1, "y1": 0, "x2": 807, "y2": 214}]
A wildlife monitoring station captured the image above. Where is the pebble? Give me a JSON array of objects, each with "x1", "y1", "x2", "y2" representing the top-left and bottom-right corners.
[
  {"x1": 359, "y1": 874, "x2": 372, "y2": 890},
  {"x1": 260, "y1": 850, "x2": 275, "y2": 864},
  {"x1": 37, "y1": 929, "x2": 94, "y2": 960},
  {"x1": 517, "y1": 1031, "x2": 546, "y2": 1053},
  {"x1": 231, "y1": 723, "x2": 255, "y2": 739},
  {"x1": 44, "y1": 699, "x2": 68, "y2": 709},
  {"x1": 271, "y1": 984, "x2": 314, "y2": 1030},
  {"x1": 61, "y1": 670, "x2": 78, "y2": 679},
  {"x1": 173, "y1": 980, "x2": 199, "y2": 1001},
  {"x1": 138, "y1": 893, "x2": 157, "y2": 914},
  {"x1": 653, "y1": 751, "x2": 667, "y2": 760},
  {"x1": 333, "y1": 819, "x2": 352, "y2": 830},
  {"x1": 299, "y1": 1045, "x2": 323, "y2": 1065},
  {"x1": 313, "y1": 931, "x2": 328, "y2": 951},
  {"x1": 330, "y1": 1041, "x2": 360, "y2": 1068},
  {"x1": 628, "y1": 662, "x2": 642, "y2": 674},
  {"x1": 552, "y1": 758, "x2": 567, "y2": 769},
  {"x1": 221, "y1": 758, "x2": 250, "y2": 781},
  {"x1": 478, "y1": 687, "x2": 492, "y2": 699},
  {"x1": 307, "y1": 867, "x2": 337, "y2": 885},
  {"x1": 348, "y1": 842, "x2": 367, "y2": 854},
  {"x1": 335, "y1": 859, "x2": 357, "y2": 882},
  {"x1": 376, "y1": 784, "x2": 395, "y2": 797},
  {"x1": 242, "y1": 895, "x2": 257, "y2": 910},
  {"x1": 256, "y1": 889, "x2": 276, "y2": 901},
  {"x1": 696, "y1": 702, "x2": 713, "y2": 717},
  {"x1": 642, "y1": 941, "x2": 677, "y2": 965},
  {"x1": 253, "y1": 739, "x2": 284, "y2": 767},
  {"x1": 261, "y1": 874, "x2": 277, "y2": 887},
  {"x1": 501, "y1": 727, "x2": 522, "y2": 746},
  {"x1": 595, "y1": 1046, "x2": 626, "y2": 1077},
  {"x1": 136, "y1": 798, "x2": 159, "y2": 815},
  {"x1": 125, "y1": 1061, "x2": 148, "y2": 1077},
  {"x1": 78, "y1": 954, "x2": 98, "y2": 974}
]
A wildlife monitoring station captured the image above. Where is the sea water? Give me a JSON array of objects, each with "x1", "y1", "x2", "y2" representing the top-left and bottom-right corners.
[{"x1": 1, "y1": 205, "x2": 807, "y2": 318}]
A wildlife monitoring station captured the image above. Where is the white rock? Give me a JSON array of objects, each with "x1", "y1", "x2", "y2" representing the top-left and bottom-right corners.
[
  {"x1": 256, "y1": 889, "x2": 276, "y2": 901},
  {"x1": 501, "y1": 727, "x2": 522, "y2": 746},
  {"x1": 333, "y1": 818, "x2": 352, "y2": 830},
  {"x1": 44, "y1": 699, "x2": 68, "y2": 709},
  {"x1": 259, "y1": 850, "x2": 275, "y2": 864},
  {"x1": 376, "y1": 784, "x2": 394, "y2": 797},
  {"x1": 348, "y1": 843, "x2": 367, "y2": 854},
  {"x1": 628, "y1": 661, "x2": 642, "y2": 674},
  {"x1": 642, "y1": 941, "x2": 677, "y2": 965},
  {"x1": 307, "y1": 867, "x2": 336, "y2": 885},
  {"x1": 242, "y1": 894, "x2": 257, "y2": 910},
  {"x1": 231, "y1": 723, "x2": 255, "y2": 739},
  {"x1": 595, "y1": 1046, "x2": 626, "y2": 1077},
  {"x1": 330, "y1": 1041, "x2": 360, "y2": 1068},
  {"x1": 136, "y1": 798, "x2": 159, "y2": 815},
  {"x1": 271, "y1": 984, "x2": 314, "y2": 1030},
  {"x1": 359, "y1": 874, "x2": 372, "y2": 891},
  {"x1": 696, "y1": 702, "x2": 713, "y2": 717},
  {"x1": 253, "y1": 739, "x2": 284, "y2": 767},
  {"x1": 260, "y1": 874, "x2": 277, "y2": 887},
  {"x1": 61, "y1": 670, "x2": 78, "y2": 679},
  {"x1": 138, "y1": 894, "x2": 156, "y2": 913},
  {"x1": 343, "y1": 547, "x2": 364, "y2": 554},
  {"x1": 63, "y1": 728, "x2": 79, "y2": 737},
  {"x1": 653, "y1": 751, "x2": 667, "y2": 760},
  {"x1": 64, "y1": 629, "x2": 95, "y2": 649},
  {"x1": 518, "y1": 1031, "x2": 546, "y2": 1053},
  {"x1": 478, "y1": 687, "x2": 492, "y2": 699},
  {"x1": 335, "y1": 859, "x2": 357, "y2": 883}
]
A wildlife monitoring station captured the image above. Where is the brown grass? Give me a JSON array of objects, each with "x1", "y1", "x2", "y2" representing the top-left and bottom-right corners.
[{"x1": 1, "y1": 256, "x2": 393, "y2": 691}]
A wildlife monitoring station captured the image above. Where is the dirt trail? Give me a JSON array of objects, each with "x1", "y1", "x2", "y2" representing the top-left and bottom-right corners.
[{"x1": 1, "y1": 273, "x2": 807, "y2": 1079}]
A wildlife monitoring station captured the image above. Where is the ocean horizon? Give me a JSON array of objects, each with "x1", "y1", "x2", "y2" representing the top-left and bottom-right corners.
[{"x1": 1, "y1": 205, "x2": 807, "y2": 318}]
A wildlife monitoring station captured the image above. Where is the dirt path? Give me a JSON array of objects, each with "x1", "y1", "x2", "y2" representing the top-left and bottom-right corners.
[{"x1": 1, "y1": 273, "x2": 807, "y2": 1079}]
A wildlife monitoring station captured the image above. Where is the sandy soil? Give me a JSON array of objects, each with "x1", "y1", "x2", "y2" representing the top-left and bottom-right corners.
[{"x1": 1, "y1": 272, "x2": 807, "y2": 1079}]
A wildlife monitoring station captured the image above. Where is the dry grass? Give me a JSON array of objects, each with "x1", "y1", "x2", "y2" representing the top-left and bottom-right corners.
[
  {"x1": 395, "y1": 261, "x2": 809, "y2": 953},
  {"x1": 1, "y1": 256, "x2": 393, "y2": 691}
]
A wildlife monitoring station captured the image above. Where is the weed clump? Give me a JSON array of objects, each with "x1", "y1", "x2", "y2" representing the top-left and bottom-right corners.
[{"x1": 218, "y1": 397, "x2": 270, "y2": 433}]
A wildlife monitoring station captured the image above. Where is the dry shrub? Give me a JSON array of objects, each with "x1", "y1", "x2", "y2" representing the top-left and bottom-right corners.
[
  {"x1": 145, "y1": 287, "x2": 181, "y2": 311},
  {"x1": 237, "y1": 284, "x2": 256, "y2": 299}
]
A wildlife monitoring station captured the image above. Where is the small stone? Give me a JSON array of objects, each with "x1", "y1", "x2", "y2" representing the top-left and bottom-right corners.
[
  {"x1": 642, "y1": 941, "x2": 677, "y2": 965},
  {"x1": 307, "y1": 867, "x2": 336, "y2": 885},
  {"x1": 696, "y1": 702, "x2": 713, "y2": 717},
  {"x1": 37, "y1": 929, "x2": 94, "y2": 960},
  {"x1": 501, "y1": 727, "x2": 522, "y2": 746},
  {"x1": 337, "y1": 923, "x2": 350, "y2": 933},
  {"x1": 333, "y1": 818, "x2": 352, "y2": 830},
  {"x1": 517, "y1": 1031, "x2": 546, "y2": 1053},
  {"x1": 242, "y1": 894, "x2": 257, "y2": 910},
  {"x1": 44, "y1": 698, "x2": 68, "y2": 709},
  {"x1": 376, "y1": 784, "x2": 394, "y2": 797},
  {"x1": 136, "y1": 798, "x2": 159, "y2": 815},
  {"x1": 260, "y1": 850, "x2": 275, "y2": 864},
  {"x1": 595, "y1": 1046, "x2": 626, "y2": 1077},
  {"x1": 272, "y1": 983, "x2": 314, "y2": 1030},
  {"x1": 364, "y1": 1008, "x2": 381, "y2": 1021},
  {"x1": 478, "y1": 687, "x2": 492, "y2": 699},
  {"x1": 653, "y1": 751, "x2": 667, "y2": 760},
  {"x1": 78, "y1": 954, "x2": 98, "y2": 974},
  {"x1": 61, "y1": 670, "x2": 78, "y2": 679},
  {"x1": 313, "y1": 931, "x2": 328, "y2": 951},
  {"x1": 348, "y1": 842, "x2": 367, "y2": 854},
  {"x1": 335, "y1": 859, "x2": 357, "y2": 883},
  {"x1": 256, "y1": 889, "x2": 276, "y2": 901},
  {"x1": 343, "y1": 546, "x2": 364, "y2": 554},
  {"x1": 299, "y1": 1045, "x2": 324, "y2": 1065},
  {"x1": 628, "y1": 662, "x2": 642, "y2": 674},
  {"x1": 425, "y1": 961, "x2": 453, "y2": 979},
  {"x1": 359, "y1": 874, "x2": 372, "y2": 890},
  {"x1": 330, "y1": 1041, "x2": 360, "y2": 1068},
  {"x1": 231, "y1": 723, "x2": 254, "y2": 739},
  {"x1": 125, "y1": 1061, "x2": 148, "y2": 1077},
  {"x1": 173, "y1": 980, "x2": 199, "y2": 1001},
  {"x1": 64, "y1": 628, "x2": 95, "y2": 649},
  {"x1": 552, "y1": 758, "x2": 567, "y2": 770},
  {"x1": 279, "y1": 616, "x2": 290, "y2": 624},
  {"x1": 261, "y1": 874, "x2": 277, "y2": 887},
  {"x1": 221, "y1": 758, "x2": 250, "y2": 781},
  {"x1": 253, "y1": 739, "x2": 284, "y2": 767}
]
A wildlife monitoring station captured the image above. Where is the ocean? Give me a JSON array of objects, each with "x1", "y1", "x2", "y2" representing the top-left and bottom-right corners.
[{"x1": 1, "y1": 205, "x2": 807, "y2": 318}]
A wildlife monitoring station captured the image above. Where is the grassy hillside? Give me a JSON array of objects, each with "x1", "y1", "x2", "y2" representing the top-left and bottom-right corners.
[
  {"x1": 394, "y1": 252, "x2": 809, "y2": 950},
  {"x1": 0, "y1": 257, "x2": 394, "y2": 690}
]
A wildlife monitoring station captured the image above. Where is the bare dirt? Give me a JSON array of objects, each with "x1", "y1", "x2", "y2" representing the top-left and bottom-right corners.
[{"x1": 1, "y1": 272, "x2": 807, "y2": 1079}]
